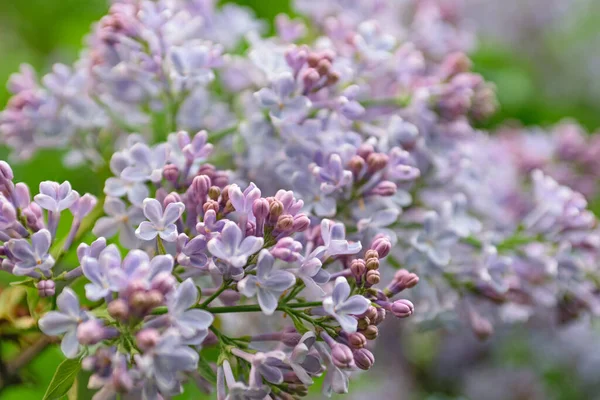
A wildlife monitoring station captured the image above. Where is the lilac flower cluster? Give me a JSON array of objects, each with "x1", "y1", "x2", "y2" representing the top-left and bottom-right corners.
[{"x1": 0, "y1": 0, "x2": 599, "y2": 398}]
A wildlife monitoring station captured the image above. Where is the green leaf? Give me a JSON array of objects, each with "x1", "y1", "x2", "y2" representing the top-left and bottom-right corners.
[
  {"x1": 43, "y1": 357, "x2": 82, "y2": 400},
  {"x1": 197, "y1": 356, "x2": 217, "y2": 384},
  {"x1": 10, "y1": 278, "x2": 36, "y2": 288},
  {"x1": 25, "y1": 286, "x2": 40, "y2": 318}
]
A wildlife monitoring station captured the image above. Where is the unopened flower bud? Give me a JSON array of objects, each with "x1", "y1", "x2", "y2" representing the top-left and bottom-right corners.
[
  {"x1": 370, "y1": 181, "x2": 397, "y2": 196},
  {"x1": 357, "y1": 144, "x2": 374, "y2": 160},
  {"x1": 351, "y1": 259, "x2": 366, "y2": 278},
  {"x1": 292, "y1": 214, "x2": 310, "y2": 232},
  {"x1": 370, "y1": 236, "x2": 391, "y2": 258},
  {"x1": 326, "y1": 71, "x2": 340, "y2": 86},
  {"x1": 316, "y1": 59, "x2": 332, "y2": 76},
  {"x1": 163, "y1": 164, "x2": 179, "y2": 183},
  {"x1": 224, "y1": 200, "x2": 235, "y2": 214},
  {"x1": 14, "y1": 183, "x2": 30, "y2": 208},
  {"x1": 365, "y1": 249, "x2": 378, "y2": 260},
  {"x1": 77, "y1": 320, "x2": 111, "y2": 345},
  {"x1": 366, "y1": 258, "x2": 379, "y2": 271},
  {"x1": 348, "y1": 332, "x2": 367, "y2": 349},
  {"x1": 268, "y1": 199, "x2": 284, "y2": 223},
  {"x1": 301, "y1": 68, "x2": 320, "y2": 92},
  {"x1": 353, "y1": 348, "x2": 375, "y2": 370},
  {"x1": 136, "y1": 329, "x2": 161, "y2": 351},
  {"x1": 390, "y1": 299, "x2": 414, "y2": 318},
  {"x1": 191, "y1": 175, "x2": 211, "y2": 200},
  {"x1": 374, "y1": 308, "x2": 386, "y2": 325},
  {"x1": 331, "y1": 342, "x2": 354, "y2": 368},
  {"x1": 208, "y1": 186, "x2": 221, "y2": 201},
  {"x1": 108, "y1": 299, "x2": 129, "y2": 321},
  {"x1": 146, "y1": 290, "x2": 164, "y2": 308},
  {"x1": 151, "y1": 272, "x2": 177, "y2": 295},
  {"x1": 362, "y1": 325, "x2": 379, "y2": 340},
  {"x1": 281, "y1": 331, "x2": 302, "y2": 347},
  {"x1": 348, "y1": 155, "x2": 365, "y2": 178},
  {"x1": 366, "y1": 153, "x2": 389, "y2": 173},
  {"x1": 276, "y1": 214, "x2": 294, "y2": 231},
  {"x1": 366, "y1": 269, "x2": 380, "y2": 285},
  {"x1": 37, "y1": 280, "x2": 55, "y2": 297},
  {"x1": 364, "y1": 306, "x2": 378, "y2": 321},
  {"x1": 203, "y1": 199, "x2": 219, "y2": 213},
  {"x1": 163, "y1": 192, "x2": 181, "y2": 207},
  {"x1": 357, "y1": 317, "x2": 370, "y2": 331},
  {"x1": 307, "y1": 53, "x2": 320, "y2": 67}
]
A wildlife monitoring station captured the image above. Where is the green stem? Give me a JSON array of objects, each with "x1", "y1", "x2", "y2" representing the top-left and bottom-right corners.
[
  {"x1": 199, "y1": 280, "x2": 232, "y2": 308},
  {"x1": 156, "y1": 237, "x2": 167, "y2": 255}
]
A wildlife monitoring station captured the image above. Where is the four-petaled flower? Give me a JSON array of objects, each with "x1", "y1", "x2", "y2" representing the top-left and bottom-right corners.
[
  {"x1": 136, "y1": 198, "x2": 185, "y2": 242},
  {"x1": 238, "y1": 250, "x2": 295, "y2": 315},
  {"x1": 164, "y1": 279, "x2": 214, "y2": 344},
  {"x1": 34, "y1": 181, "x2": 79, "y2": 212},
  {"x1": 93, "y1": 197, "x2": 145, "y2": 249},
  {"x1": 254, "y1": 72, "x2": 311, "y2": 121},
  {"x1": 6, "y1": 229, "x2": 55, "y2": 275},
  {"x1": 289, "y1": 331, "x2": 322, "y2": 385},
  {"x1": 39, "y1": 288, "x2": 90, "y2": 358},
  {"x1": 207, "y1": 221, "x2": 263, "y2": 268},
  {"x1": 323, "y1": 277, "x2": 370, "y2": 333}
]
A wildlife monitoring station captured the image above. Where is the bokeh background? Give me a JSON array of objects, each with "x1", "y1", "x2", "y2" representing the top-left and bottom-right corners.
[{"x1": 1, "y1": 0, "x2": 600, "y2": 399}]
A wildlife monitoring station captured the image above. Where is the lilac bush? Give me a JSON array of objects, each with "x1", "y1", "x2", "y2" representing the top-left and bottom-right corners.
[{"x1": 0, "y1": 0, "x2": 599, "y2": 398}]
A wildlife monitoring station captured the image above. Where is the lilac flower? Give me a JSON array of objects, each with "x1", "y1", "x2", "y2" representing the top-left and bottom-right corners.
[
  {"x1": 38, "y1": 288, "x2": 89, "y2": 358},
  {"x1": 196, "y1": 209, "x2": 225, "y2": 239},
  {"x1": 289, "y1": 331, "x2": 322, "y2": 385},
  {"x1": 176, "y1": 233, "x2": 209, "y2": 269},
  {"x1": 164, "y1": 279, "x2": 214, "y2": 344},
  {"x1": 169, "y1": 41, "x2": 222, "y2": 88},
  {"x1": 292, "y1": 172, "x2": 337, "y2": 217},
  {"x1": 104, "y1": 151, "x2": 149, "y2": 206},
  {"x1": 441, "y1": 194, "x2": 482, "y2": 238},
  {"x1": 323, "y1": 277, "x2": 370, "y2": 333},
  {"x1": 238, "y1": 250, "x2": 295, "y2": 315},
  {"x1": 315, "y1": 342, "x2": 350, "y2": 396},
  {"x1": 318, "y1": 219, "x2": 362, "y2": 259},
  {"x1": 135, "y1": 198, "x2": 185, "y2": 242},
  {"x1": 81, "y1": 245, "x2": 123, "y2": 301},
  {"x1": 313, "y1": 154, "x2": 353, "y2": 195},
  {"x1": 386, "y1": 147, "x2": 421, "y2": 181},
  {"x1": 6, "y1": 229, "x2": 54, "y2": 276},
  {"x1": 33, "y1": 181, "x2": 79, "y2": 212},
  {"x1": 180, "y1": 130, "x2": 214, "y2": 163},
  {"x1": 93, "y1": 197, "x2": 144, "y2": 249},
  {"x1": 251, "y1": 351, "x2": 288, "y2": 384},
  {"x1": 136, "y1": 330, "x2": 199, "y2": 398},
  {"x1": 218, "y1": 359, "x2": 271, "y2": 400},
  {"x1": 207, "y1": 221, "x2": 264, "y2": 268},
  {"x1": 77, "y1": 237, "x2": 107, "y2": 264},
  {"x1": 410, "y1": 211, "x2": 458, "y2": 267},
  {"x1": 121, "y1": 143, "x2": 169, "y2": 183},
  {"x1": 296, "y1": 251, "x2": 330, "y2": 296},
  {"x1": 229, "y1": 182, "x2": 262, "y2": 222},
  {"x1": 69, "y1": 193, "x2": 97, "y2": 220},
  {"x1": 254, "y1": 72, "x2": 311, "y2": 121}
]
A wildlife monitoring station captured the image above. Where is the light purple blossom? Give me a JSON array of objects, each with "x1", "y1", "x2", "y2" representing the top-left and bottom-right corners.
[
  {"x1": 34, "y1": 180, "x2": 79, "y2": 212},
  {"x1": 176, "y1": 233, "x2": 209, "y2": 269},
  {"x1": 93, "y1": 197, "x2": 144, "y2": 249},
  {"x1": 207, "y1": 221, "x2": 264, "y2": 268},
  {"x1": 229, "y1": 182, "x2": 262, "y2": 222},
  {"x1": 196, "y1": 209, "x2": 225, "y2": 239},
  {"x1": 121, "y1": 143, "x2": 169, "y2": 183},
  {"x1": 163, "y1": 279, "x2": 214, "y2": 344},
  {"x1": 6, "y1": 229, "x2": 54, "y2": 275},
  {"x1": 313, "y1": 153, "x2": 353, "y2": 195},
  {"x1": 104, "y1": 152, "x2": 149, "y2": 206},
  {"x1": 410, "y1": 211, "x2": 458, "y2": 266},
  {"x1": 318, "y1": 219, "x2": 362, "y2": 259},
  {"x1": 254, "y1": 72, "x2": 311, "y2": 121},
  {"x1": 135, "y1": 198, "x2": 185, "y2": 242},
  {"x1": 38, "y1": 288, "x2": 89, "y2": 358},
  {"x1": 323, "y1": 277, "x2": 370, "y2": 333},
  {"x1": 289, "y1": 331, "x2": 322, "y2": 385},
  {"x1": 238, "y1": 250, "x2": 295, "y2": 315}
]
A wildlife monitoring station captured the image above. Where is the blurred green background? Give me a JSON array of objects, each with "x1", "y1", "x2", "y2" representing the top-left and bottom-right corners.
[{"x1": 0, "y1": 0, "x2": 599, "y2": 399}]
